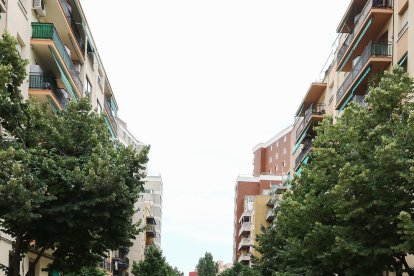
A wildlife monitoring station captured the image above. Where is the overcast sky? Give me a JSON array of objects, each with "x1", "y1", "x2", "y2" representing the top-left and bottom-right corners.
[{"x1": 80, "y1": 0, "x2": 350, "y2": 273}]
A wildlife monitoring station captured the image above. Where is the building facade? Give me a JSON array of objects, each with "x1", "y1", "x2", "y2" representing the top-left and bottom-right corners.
[
  {"x1": 292, "y1": 0, "x2": 413, "y2": 175},
  {"x1": 0, "y1": 0, "x2": 126, "y2": 275},
  {"x1": 233, "y1": 126, "x2": 293, "y2": 266},
  {"x1": 144, "y1": 174, "x2": 163, "y2": 249}
]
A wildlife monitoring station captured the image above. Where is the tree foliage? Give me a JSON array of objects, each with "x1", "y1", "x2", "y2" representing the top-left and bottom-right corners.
[
  {"x1": 219, "y1": 262, "x2": 260, "y2": 276},
  {"x1": 65, "y1": 267, "x2": 106, "y2": 276},
  {"x1": 196, "y1": 252, "x2": 218, "y2": 276},
  {"x1": 255, "y1": 67, "x2": 414, "y2": 275},
  {"x1": 132, "y1": 246, "x2": 183, "y2": 276},
  {"x1": 0, "y1": 32, "x2": 149, "y2": 276}
]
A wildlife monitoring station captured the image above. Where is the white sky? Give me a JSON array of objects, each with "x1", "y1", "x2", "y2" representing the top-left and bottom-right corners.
[{"x1": 80, "y1": 0, "x2": 350, "y2": 273}]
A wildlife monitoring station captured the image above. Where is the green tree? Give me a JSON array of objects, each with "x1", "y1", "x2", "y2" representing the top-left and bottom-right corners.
[
  {"x1": 256, "y1": 67, "x2": 414, "y2": 275},
  {"x1": 0, "y1": 33, "x2": 149, "y2": 276},
  {"x1": 196, "y1": 252, "x2": 218, "y2": 276},
  {"x1": 66, "y1": 267, "x2": 106, "y2": 276},
  {"x1": 219, "y1": 262, "x2": 260, "y2": 276},
  {"x1": 132, "y1": 246, "x2": 183, "y2": 276}
]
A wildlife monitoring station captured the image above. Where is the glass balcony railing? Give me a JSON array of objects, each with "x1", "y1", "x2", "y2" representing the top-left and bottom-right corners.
[
  {"x1": 337, "y1": 0, "x2": 393, "y2": 62},
  {"x1": 29, "y1": 73, "x2": 68, "y2": 109},
  {"x1": 31, "y1": 23, "x2": 83, "y2": 95},
  {"x1": 336, "y1": 42, "x2": 392, "y2": 105}
]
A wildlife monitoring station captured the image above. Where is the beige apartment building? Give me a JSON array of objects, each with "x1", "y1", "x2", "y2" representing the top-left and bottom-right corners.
[
  {"x1": 292, "y1": 0, "x2": 412, "y2": 174},
  {"x1": 0, "y1": 0, "x2": 126, "y2": 275}
]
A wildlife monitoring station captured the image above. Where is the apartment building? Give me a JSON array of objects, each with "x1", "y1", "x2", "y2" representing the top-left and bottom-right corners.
[
  {"x1": 0, "y1": 0, "x2": 124, "y2": 275},
  {"x1": 233, "y1": 126, "x2": 293, "y2": 266},
  {"x1": 253, "y1": 126, "x2": 293, "y2": 178},
  {"x1": 0, "y1": 0, "x2": 119, "y2": 138},
  {"x1": 292, "y1": 0, "x2": 412, "y2": 174},
  {"x1": 105, "y1": 118, "x2": 147, "y2": 276},
  {"x1": 144, "y1": 174, "x2": 163, "y2": 249}
]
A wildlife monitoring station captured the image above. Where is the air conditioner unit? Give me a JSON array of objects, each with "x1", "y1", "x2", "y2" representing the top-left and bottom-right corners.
[{"x1": 33, "y1": 0, "x2": 46, "y2": 17}]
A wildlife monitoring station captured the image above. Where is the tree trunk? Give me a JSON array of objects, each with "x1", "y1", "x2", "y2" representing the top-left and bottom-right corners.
[{"x1": 9, "y1": 236, "x2": 22, "y2": 276}]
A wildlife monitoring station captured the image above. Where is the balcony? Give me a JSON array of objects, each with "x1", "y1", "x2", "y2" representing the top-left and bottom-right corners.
[
  {"x1": 238, "y1": 254, "x2": 251, "y2": 263},
  {"x1": 238, "y1": 238, "x2": 251, "y2": 251},
  {"x1": 31, "y1": 23, "x2": 83, "y2": 97},
  {"x1": 238, "y1": 211, "x2": 252, "y2": 223},
  {"x1": 146, "y1": 225, "x2": 156, "y2": 238},
  {"x1": 0, "y1": 0, "x2": 6, "y2": 12},
  {"x1": 295, "y1": 104, "x2": 326, "y2": 143},
  {"x1": 336, "y1": 42, "x2": 392, "y2": 110},
  {"x1": 294, "y1": 140, "x2": 313, "y2": 171},
  {"x1": 104, "y1": 99, "x2": 117, "y2": 136},
  {"x1": 266, "y1": 196, "x2": 276, "y2": 207},
  {"x1": 42, "y1": 0, "x2": 85, "y2": 62},
  {"x1": 146, "y1": 217, "x2": 156, "y2": 225},
  {"x1": 265, "y1": 209, "x2": 275, "y2": 223},
  {"x1": 113, "y1": 257, "x2": 129, "y2": 270},
  {"x1": 336, "y1": 0, "x2": 393, "y2": 71},
  {"x1": 29, "y1": 73, "x2": 68, "y2": 110},
  {"x1": 238, "y1": 222, "x2": 252, "y2": 236}
]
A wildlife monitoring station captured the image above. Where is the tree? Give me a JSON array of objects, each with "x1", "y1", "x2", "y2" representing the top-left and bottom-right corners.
[
  {"x1": 0, "y1": 33, "x2": 149, "y2": 276},
  {"x1": 219, "y1": 262, "x2": 260, "y2": 276},
  {"x1": 132, "y1": 246, "x2": 183, "y2": 276},
  {"x1": 66, "y1": 267, "x2": 106, "y2": 276},
  {"x1": 255, "y1": 67, "x2": 414, "y2": 275},
  {"x1": 196, "y1": 252, "x2": 218, "y2": 276}
]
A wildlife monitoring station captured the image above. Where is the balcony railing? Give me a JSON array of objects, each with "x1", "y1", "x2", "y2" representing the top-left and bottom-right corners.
[
  {"x1": 239, "y1": 222, "x2": 252, "y2": 235},
  {"x1": 296, "y1": 104, "x2": 326, "y2": 140},
  {"x1": 266, "y1": 209, "x2": 275, "y2": 222},
  {"x1": 29, "y1": 73, "x2": 68, "y2": 109},
  {"x1": 238, "y1": 254, "x2": 251, "y2": 263},
  {"x1": 336, "y1": 42, "x2": 392, "y2": 105},
  {"x1": 0, "y1": 0, "x2": 6, "y2": 12},
  {"x1": 32, "y1": 23, "x2": 83, "y2": 95},
  {"x1": 104, "y1": 100, "x2": 117, "y2": 132},
  {"x1": 295, "y1": 140, "x2": 313, "y2": 170},
  {"x1": 59, "y1": 0, "x2": 85, "y2": 52},
  {"x1": 238, "y1": 238, "x2": 251, "y2": 250},
  {"x1": 337, "y1": 0, "x2": 393, "y2": 62}
]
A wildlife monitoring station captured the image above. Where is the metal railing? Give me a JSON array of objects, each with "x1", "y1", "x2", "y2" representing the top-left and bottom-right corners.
[
  {"x1": 29, "y1": 73, "x2": 68, "y2": 109},
  {"x1": 296, "y1": 104, "x2": 326, "y2": 140},
  {"x1": 32, "y1": 23, "x2": 83, "y2": 95},
  {"x1": 336, "y1": 42, "x2": 392, "y2": 105},
  {"x1": 295, "y1": 140, "x2": 312, "y2": 169},
  {"x1": 59, "y1": 0, "x2": 85, "y2": 51},
  {"x1": 337, "y1": 0, "x2": 393, "y2": 62},
  {"x1": 353, "y1": 94, "x2": 369, "y2": 108}
]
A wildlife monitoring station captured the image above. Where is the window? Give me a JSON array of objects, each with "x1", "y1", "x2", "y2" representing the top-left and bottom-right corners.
[
  {"x1": 97, "y1": 100, "x2": 102, "y2": 115},
  {"x1": 269, "y1": 157, "x2": 272, "y2": 163},
  {"x1": 283, "y1": 161, "x2": 286, "y2": 167},
  {"x1": 276, "y1": 141, "x2": 278, "y2": 147},
  {"x1": 275, "y1": 165, "x2": 278, "y2": 172},
  {"x1": 276, "y1": 153, "x2": 278, "y2": 159},
  {"x1": 283, "y1": 148, "x2": 287, "y2": 155},
  {"x1": 284, "y1": 136, "x2": 287, "y2": 143},
  {"x1": 85, "y1": 76, "x2": 92, "y2": 95},
  {"x1": 270, "y1": 145, "x2": 273, "y2": 151}
]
